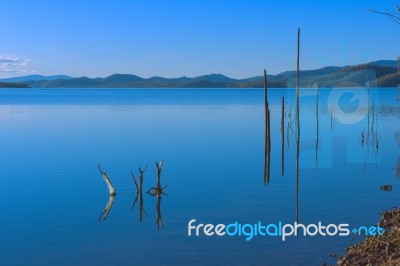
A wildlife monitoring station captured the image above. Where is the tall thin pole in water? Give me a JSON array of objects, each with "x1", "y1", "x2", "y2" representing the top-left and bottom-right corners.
[
  {"x1": 316, "y1": 86, "x2": 319, "y2": 172},
  {"x1": 295, "y1": 28, "x2": 300, "y2": 223},
  {"x1": 264, "y1": 69, "x2": 271, "y2": 186},
  {"x1": 264, "y1": 69, "x2": 268, "y2": 112},
  {"x1": 281, "y1": 97, "x2": 285, "y2": 176}
]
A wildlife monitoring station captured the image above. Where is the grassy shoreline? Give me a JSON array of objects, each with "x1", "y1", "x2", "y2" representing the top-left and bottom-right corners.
[{"x1": 337, "y1": 208, "x2": 400, "y2": 265}]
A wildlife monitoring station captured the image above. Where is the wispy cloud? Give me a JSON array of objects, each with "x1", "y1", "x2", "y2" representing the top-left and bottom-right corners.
[{"x1": 0, "y1": 56, "x2": 37, "y2": 74}]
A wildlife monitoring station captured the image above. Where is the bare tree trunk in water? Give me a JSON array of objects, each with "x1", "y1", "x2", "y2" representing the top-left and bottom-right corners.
[{"x1": 98, "y1": 164, "x2": 116, "y2": 196}]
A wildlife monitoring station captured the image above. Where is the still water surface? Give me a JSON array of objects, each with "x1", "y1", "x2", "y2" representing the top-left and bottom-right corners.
[{"x1": 0, "y1": 88, "x2": 399, "y2": 265}]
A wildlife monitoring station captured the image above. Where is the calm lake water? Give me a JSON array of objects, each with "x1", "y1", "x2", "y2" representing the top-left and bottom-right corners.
[{"x1": 0, "y1": 88, "x2": 399, "y2": 265}]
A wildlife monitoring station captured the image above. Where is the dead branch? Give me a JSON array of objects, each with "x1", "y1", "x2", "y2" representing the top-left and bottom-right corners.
[
  {"x1": 369, "y1": 4, "x2": 400, "y2": 25},
  {"x1": 98, "y1": 163, "x2": 116, "y2": 196},
  {"x1": 147, "y1": 161, "x2": 168, "y2": 197},
  {"x1": 139, "y1": 164, "x2": 148, "y2": 175},
  {"x1": 155, "y1": 160, "x2": 163, "y2": 189},
  {"x1": 131, "y1": 165, "x2": 148, "y2": 222}
]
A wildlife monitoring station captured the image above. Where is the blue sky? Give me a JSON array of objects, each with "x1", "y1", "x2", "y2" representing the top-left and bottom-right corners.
[{"x1": 0, "y1": 0, "x2": 399, "y2": 78}]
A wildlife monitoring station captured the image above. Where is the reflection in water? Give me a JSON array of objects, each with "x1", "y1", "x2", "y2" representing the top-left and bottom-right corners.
[
  {"x1": 361, "y1": 130, "x2": 365, "y2": 147},
  {"x1": 147, "y1": 192, "x2": 165, "y2": 230},
  {"x1": 96, "y1": 162, "x2": 169, "y2": 228},
  {"x1": 362, "y1": 89, "x2": 382, "y2": 167},
  {"x1": 131, "y1": 165, "x2": 148, "y2": 222},
  {"x1": 131, "y1": 191, "x2": 147, "y2": 221},
  {"x1": 295, "y1": 102, "x2": 300, "y2": 223},
  {"x1": 155, "y1": 195, "x2": 163, "y2": 230},
  {"x1": 99, "y1": 195, "x2": 115, "y2": 221},
  {"x1": 98, "y1": 164, "x2": 117, "y2": 221},
  {"x1": 396, "y1": 132, "x2": 400, "y2": 176},
  {"x1": 260, "y1": 83, "x2": 398, "y2": 224},
  {"x1": 330, "y1": 108, "x2": 336, "y2": 131}
]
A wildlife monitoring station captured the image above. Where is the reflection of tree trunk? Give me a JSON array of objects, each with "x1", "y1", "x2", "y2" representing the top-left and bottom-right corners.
[
  {"x1": 396, "y1": 132, "x2": 400, "y2": 176},
  {"x1": 139, "y1": 192, "x2": 145, "y2": 222},
  {"x1": 367, "y1": 88, "x2": 370, "y2": 148},
  {"x1": 131, "y1": 189, "x2": 147, "y2": 222},
  {"x1": 264, "y1": 117, "x2": 271, "y2": 186},
  {"x1": 156, "y1": 195, "x2": 163, "y2": 230},
  {"x1": 99, "y1": 195, "x2": 115, "y2": 221},
  {"x1": 287, "y1": 121, "x2": 290, "y2": 149}
]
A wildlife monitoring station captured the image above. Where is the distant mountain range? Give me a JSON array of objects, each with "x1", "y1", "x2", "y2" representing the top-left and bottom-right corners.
[
  {"x1": 0, "y1": 60, "x2": 399, "y2": 88},
  {"x1": 0, "y1": 75, "x2": 73, "y2": 83}
]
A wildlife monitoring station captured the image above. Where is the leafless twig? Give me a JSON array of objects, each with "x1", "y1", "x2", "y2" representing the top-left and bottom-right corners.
[{"x1": 369, "y1": 4, "x2": 400, "y2": 25}]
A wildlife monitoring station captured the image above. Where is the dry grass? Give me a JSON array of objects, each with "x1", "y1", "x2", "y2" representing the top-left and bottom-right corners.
[{"x1": 337, "y1": 208, "x2": 400, "y2": 266}]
